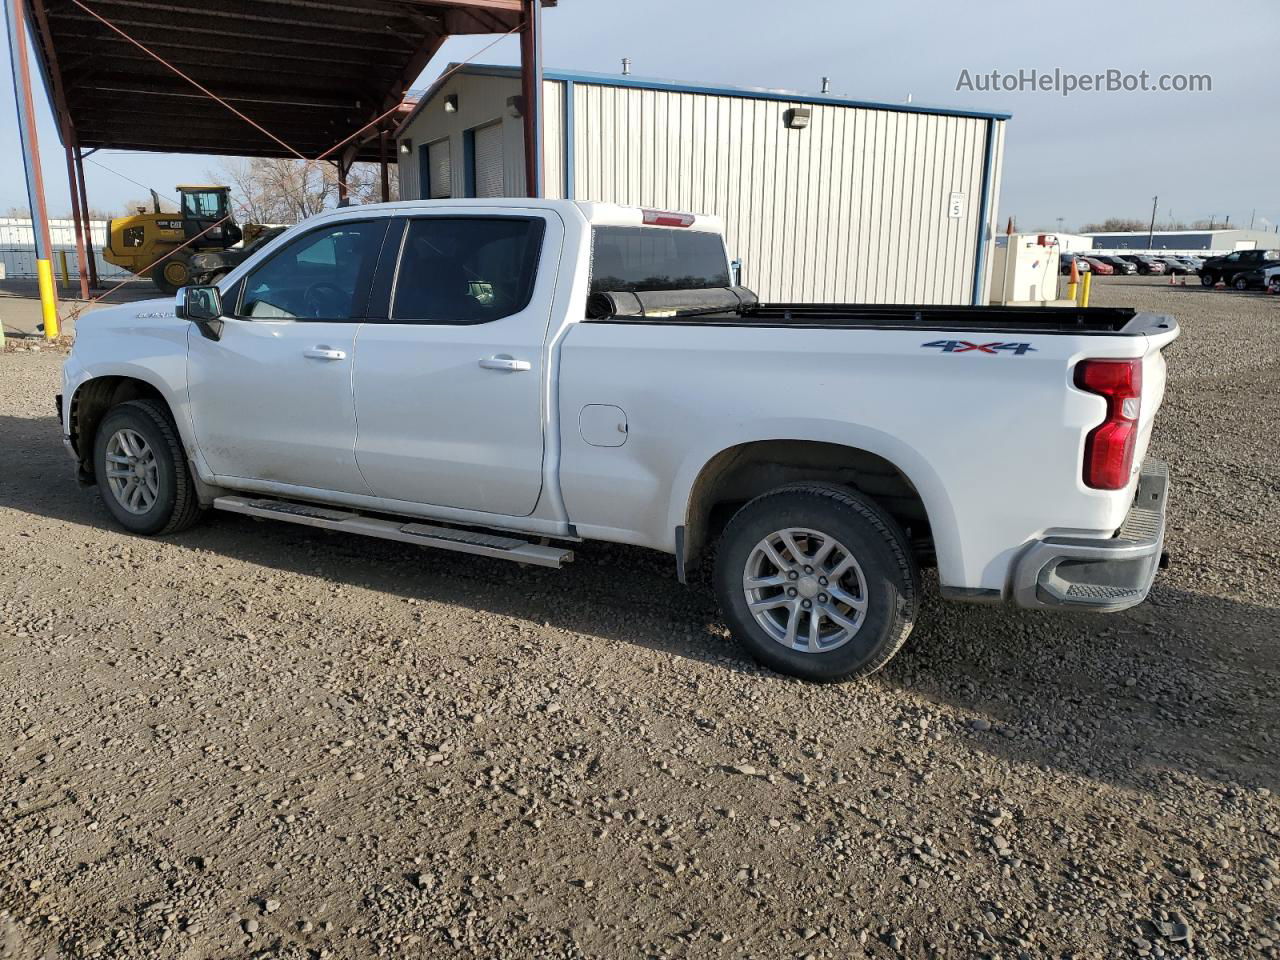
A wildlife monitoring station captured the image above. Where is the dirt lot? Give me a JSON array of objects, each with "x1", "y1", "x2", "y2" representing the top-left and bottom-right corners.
[{"x1": 1, "y1": 277, "x2": 1277, "y2": 959}]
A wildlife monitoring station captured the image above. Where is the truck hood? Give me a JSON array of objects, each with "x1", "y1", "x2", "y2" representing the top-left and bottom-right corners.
[
  {"x1": 76, "y1": 297, "x2": 181, "y2": 333},
  {"x1": 70, "y1": 296, "x2": 192, "y2": 362}
]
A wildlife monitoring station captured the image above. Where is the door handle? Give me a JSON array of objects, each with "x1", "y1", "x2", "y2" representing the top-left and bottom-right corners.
[
  {"x1": 303, "y1": 347, "x2": 347, "y2": 361},
  {"x1": 478, "y1": 356, "x2": 532, "y2": 372}
]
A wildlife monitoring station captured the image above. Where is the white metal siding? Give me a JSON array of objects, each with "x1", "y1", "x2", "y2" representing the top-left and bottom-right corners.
[
  {"x1": 0, "y1": 218, "x2": 127, "y2": 280},
  {"x1": 540, "y1": 79, "x2": 564, "y2": 200},
  {"x1": 395, "y1": 70, "x2": 1002, "y2": 303},
  {"x1": 569, "y1": 83, "x2": 993, "y2": 304},
  {"x1": 473, "y1": 122, "x2": 505, "y2": 197},
  {"x1": 396, "y1": 73, "x2": 527, "y2": 199}
]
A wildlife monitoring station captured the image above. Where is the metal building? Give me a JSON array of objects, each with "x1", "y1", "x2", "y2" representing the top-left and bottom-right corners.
[
  {"x1": 1087, "y1": 229, "x2": 1280, "y2": 254},
  {"x1": 395, "y1": 64, "x2": 1010, "y2": 304}
]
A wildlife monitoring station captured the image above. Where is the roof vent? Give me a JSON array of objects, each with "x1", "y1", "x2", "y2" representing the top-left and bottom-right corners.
[
  {"x1": 621, "y1": 57, "x2": 632, "y2": 76},
  {"x1": 820, "y1": 76, "x2": 831, "y2": 94}
]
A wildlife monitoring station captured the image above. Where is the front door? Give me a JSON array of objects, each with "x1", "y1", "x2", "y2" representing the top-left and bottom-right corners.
[
  {"x1": 187, "y1": 217, "x2": 389, "y2": 493},
  {"x1": 352, "y1": 211, "x2": 561, "y2": 516}
]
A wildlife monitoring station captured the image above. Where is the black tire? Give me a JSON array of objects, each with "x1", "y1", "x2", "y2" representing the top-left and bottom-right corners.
[
  {"x1": 714, "y1": 483, "x2": 919, "y2": 682},
  {"x1": 1200, "y1": 273, "x2": 1215, "y2": 287},
  {"x1": 151, "y1": 254, "x2": 192, "y2": 294},
  {"x1": 1232, "y1": 275, "x2": 1250, "y2": 291},
  {"x1": 93, "y1": 399, "x2": 205, "y2": 536}
]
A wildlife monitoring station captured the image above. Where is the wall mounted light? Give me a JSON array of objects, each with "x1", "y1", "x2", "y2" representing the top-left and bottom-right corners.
[
  {"x1": 399, "y1": 138, "x2": 412, "y2": 155},
  {"x1": 506, "y1": 95, "x2": 525, "y2": 118},
  {"x1": 444, "y1": 94, "x2": 459, "y2": 113},
  {"x1": 784, "y1": 107, "x2": 811, "y2": 129}
]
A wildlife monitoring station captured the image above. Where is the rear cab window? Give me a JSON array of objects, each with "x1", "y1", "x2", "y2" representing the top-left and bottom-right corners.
[{"x1": 589, "y1": 226, "x2": 730, "y2": 295}]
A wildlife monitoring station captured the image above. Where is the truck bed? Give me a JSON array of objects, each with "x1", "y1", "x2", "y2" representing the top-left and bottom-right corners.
[{"x1": 585, "y1": 301, "x2": 1176, "y2": 338}]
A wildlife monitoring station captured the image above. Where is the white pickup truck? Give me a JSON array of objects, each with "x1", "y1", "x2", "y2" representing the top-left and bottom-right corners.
[{"x1": 59, "y1": 199, "x2": 1178, "y2": 681}]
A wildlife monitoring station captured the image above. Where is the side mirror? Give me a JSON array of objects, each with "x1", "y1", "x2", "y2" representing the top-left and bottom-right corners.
[{"x1": 175, "y1": 285, "x2": 224, "y2": 340}]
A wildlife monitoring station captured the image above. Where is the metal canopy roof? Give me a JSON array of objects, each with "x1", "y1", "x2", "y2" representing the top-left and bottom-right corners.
[{"x1": 27, "y1": 0, "x2": 553, "y2": 162}]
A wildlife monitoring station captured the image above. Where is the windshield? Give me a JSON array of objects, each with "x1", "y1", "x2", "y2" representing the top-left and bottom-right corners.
[
  {"x1": 589, "y1": 226, "x2": 730, "y2": 294},
  {"x1": 182, "y1": 190, "x2": 225, "y2": 219}
]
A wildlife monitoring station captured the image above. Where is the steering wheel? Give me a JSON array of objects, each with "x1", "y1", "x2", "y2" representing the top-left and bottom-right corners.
[{"x1": 302, "y1": 281, "x2": 346, "y2": 319}]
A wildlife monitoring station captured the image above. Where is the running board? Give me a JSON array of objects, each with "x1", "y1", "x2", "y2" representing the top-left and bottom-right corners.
[{"x1": 212, "y1": 496, "x2": 574, "y2": 568}]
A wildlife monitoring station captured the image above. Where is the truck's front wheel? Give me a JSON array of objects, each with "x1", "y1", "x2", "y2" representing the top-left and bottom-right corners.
[
  {"x1": 93, "y1": 399, "x2": 205, "y2": 536},
  {"x1": 714, "y1": 484, "x2": 919, "y2": 681}
]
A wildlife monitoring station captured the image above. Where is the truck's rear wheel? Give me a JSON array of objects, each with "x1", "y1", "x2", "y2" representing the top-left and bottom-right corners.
[
  {"x1": 714, "y1": 484, "x2": 919, "y2": 681},
  {"x1": 93, "y1": 399, "x2": 205, "y2": 536},
  {"x1": 152, "y1": 255, "x2": 191, "y2": 294}
]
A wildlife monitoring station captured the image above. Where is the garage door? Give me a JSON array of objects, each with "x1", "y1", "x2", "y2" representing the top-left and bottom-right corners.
[
  {"x1": 473, "y1": 122, "x2": 505, "y2": 198},
  {"x1": 425, "y1": 139, "x2": 451, "y2": 199}
]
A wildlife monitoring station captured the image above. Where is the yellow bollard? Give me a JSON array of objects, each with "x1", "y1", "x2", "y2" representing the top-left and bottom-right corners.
[
  {"x1": 1080, "y1": 271, "x2": 1092, "y2": 308},
  {"x1": 1065, "y1": 259, "x2": 1079, "y2": 304},
  {"x1": 36, "y1": 258, "x2": 60, "y2": 340},
  {"x1": 58, "y1": 249, "x2": 70, "y2": 287}
]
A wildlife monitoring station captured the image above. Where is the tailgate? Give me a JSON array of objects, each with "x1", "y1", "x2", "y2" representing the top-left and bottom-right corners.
[{"x1": 1132, "y1": 321, "x2": 1179, "y2": 473}]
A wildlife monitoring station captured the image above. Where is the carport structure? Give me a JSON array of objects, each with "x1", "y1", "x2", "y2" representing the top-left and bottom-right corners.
[{"x1": 6, "y1": 0, "x2": 551, "y2": 329}]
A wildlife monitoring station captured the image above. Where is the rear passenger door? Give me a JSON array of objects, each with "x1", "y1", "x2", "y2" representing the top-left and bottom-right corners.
[{"x1": 351, "y1": 210, "x2": 562, "y2": 516}]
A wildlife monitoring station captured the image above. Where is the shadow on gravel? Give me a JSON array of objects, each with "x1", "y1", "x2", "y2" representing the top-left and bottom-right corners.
[
  {"x1": 4, "y1": 412, "x2": 1277, "y2": 797},
  {"x1": 883, "y1": 581, "x2": 1280, "y2": 794}
]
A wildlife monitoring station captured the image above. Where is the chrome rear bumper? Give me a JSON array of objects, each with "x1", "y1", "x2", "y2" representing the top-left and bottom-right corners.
[{"x1": 1012, "y1": 460, "x2": 1168, "y2": 613}]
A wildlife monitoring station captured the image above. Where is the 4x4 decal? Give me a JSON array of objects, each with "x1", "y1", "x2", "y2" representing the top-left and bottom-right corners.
[{"x1": 922, "y1": 340, "x2": 1037, "y2": 355}]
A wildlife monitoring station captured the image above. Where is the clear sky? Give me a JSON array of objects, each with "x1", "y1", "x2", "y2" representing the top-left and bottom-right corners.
[{"x1": 2, "y1": 0, "x2": 1276, "y2": 232}]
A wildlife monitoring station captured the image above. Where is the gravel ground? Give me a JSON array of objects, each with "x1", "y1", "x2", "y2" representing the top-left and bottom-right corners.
[{"x1": 1, "y1": 277, "x2": 1277, "y2": 959}]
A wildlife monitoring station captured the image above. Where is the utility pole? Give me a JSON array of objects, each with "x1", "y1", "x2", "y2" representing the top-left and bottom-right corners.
[
  {"x1": 1147, "y1": 195, "x2": 1158, "y2": 250},
  {"x1": 4, "y1": 0, "x2": 59, "y2": 339},
  {"x1": 1249, "y1": 209, "x2": 1255, "y2": 230}
]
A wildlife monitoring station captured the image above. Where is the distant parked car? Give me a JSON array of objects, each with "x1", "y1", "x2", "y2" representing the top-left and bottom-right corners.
[
  {"x1": 1231, "y1": 264, "x2": 1280, "y2": 291},
  {"x1": 1081, "y1": 256, "x2": 1114, "y2": 275},
  {"x1": 1197, "y1": 249, "x2": 1280, "y2": 287},
  {"x1": 1177, "y1": 256, "x2": 1204, "y2": 270},
  {"x1": 1059, "y1": 254, "x2": 1091, "y2": 275},
  {"x1": 1094, "y1": 255, "x2": 1138, "y2": 275},
  {"x1": 1157, "y1": 257, "x2": 1191, "y2": 275},
  {"x1": 1118, "y1": 255, "x2": 1166, "y2": 275}
]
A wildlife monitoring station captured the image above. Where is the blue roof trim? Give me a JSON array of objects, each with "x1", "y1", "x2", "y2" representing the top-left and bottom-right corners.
[{"x1": 397, "y1": 63, "x2": 1012, "y2": 134}]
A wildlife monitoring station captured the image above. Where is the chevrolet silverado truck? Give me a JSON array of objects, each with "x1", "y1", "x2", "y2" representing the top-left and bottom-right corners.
[{"x1": 59, "y1": 199, "x2": 1178, "y2": 681}]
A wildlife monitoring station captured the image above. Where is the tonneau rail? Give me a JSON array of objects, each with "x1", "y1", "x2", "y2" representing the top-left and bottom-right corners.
[{"x1": 584, "y1": 299, "x2": 1175, "y2": 337}]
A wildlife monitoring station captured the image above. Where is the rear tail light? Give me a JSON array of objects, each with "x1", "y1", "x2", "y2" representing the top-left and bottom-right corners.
[
  {"x1": 641, "y1": 209, "x2": 695, "y2": 227},
  {"x1": 1075, "y1": 358, "x2": 1142, "y2": 490}
]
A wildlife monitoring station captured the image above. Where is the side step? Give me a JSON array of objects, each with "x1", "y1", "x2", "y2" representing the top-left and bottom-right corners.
[{"x1": 212, "y1": 496, "x2": 574, "y2": 568}]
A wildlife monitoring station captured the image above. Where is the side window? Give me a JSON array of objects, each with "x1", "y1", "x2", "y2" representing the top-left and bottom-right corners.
[
  {"x1": 390, "y1": 217, "x2": 544, "y2": 324},
  {"x1": 239, "y1": 221, "x2": 386, "y2": 321}
]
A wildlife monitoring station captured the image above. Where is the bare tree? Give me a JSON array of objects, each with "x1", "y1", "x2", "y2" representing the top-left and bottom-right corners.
[{"x1": 209, "y1": 156, "x2": 398, "y2": 225}]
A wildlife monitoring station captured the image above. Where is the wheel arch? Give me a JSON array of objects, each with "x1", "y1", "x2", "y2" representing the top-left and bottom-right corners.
[
  {"x1": 69, "y1": 373, "x2": 177, "y2": 478},
  {"x1": 675, "y1": 435, "x2": 959, "y2": 577}
]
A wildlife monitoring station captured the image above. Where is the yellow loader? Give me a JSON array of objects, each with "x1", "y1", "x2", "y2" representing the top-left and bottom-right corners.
[{"x1": 102, "y1": 185, "x2": 244, "y2": 293}]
